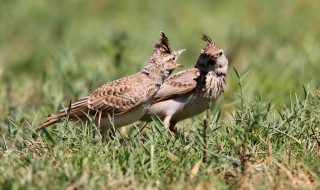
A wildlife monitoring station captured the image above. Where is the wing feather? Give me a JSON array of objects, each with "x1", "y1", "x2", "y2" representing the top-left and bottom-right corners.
[
  {"x1": 153, "y1": 68, "x2": 200, "y2": 103},
  {"x1": 87, "y1": 73, "x2": 150, "y2": 115},
  {"x1": 45, "y1": 73, "x2": 152, "y2": 121}
]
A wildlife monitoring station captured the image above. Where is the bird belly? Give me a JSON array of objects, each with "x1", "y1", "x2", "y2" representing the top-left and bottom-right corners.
[
  {"x1": 144, "y1": 98, "x2": 187, "y2": 120},
  {"x1": 98, "y1": 101, "x2": 151, "y2": 133},
  {"x1": 170, "y1": 95, "x2": 209, "y2": 122},
  {"x1": 143, "y1": 94, "x2": 211, "y2": 123}
]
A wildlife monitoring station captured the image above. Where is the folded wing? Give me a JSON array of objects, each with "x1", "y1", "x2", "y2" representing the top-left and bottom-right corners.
[{"x1": 153, "y1": 68, "x2": 200, "y2": 103}]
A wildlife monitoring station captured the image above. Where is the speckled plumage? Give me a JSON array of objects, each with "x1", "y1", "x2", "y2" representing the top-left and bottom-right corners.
[
  {"x1": 140, "y1": 34, "x2": 228, "y2": 132},
  {"x1": 36, "y1": 32, "x2": 185, "y2": 132}
]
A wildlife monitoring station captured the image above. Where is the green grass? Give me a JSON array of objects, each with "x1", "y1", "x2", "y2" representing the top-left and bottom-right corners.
[{"x1": 0, "y1": 0, "x2": 320, "y2": 189}]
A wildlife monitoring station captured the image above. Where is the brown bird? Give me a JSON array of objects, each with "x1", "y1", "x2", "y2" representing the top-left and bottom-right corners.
[
  {"x1": 140, "y1": 34, "x2": 228, "y2": 132},
  {"x1": 36, "y1": 32, "x2": 185, "y2": 133}
]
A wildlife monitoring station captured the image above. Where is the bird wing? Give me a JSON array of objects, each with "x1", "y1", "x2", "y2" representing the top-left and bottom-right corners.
[
  {"x1": 87, "y1": 73, "x2": 151, "y2": 115},
  {"x1": 153, "y1": 68, "x2": 200, "y2": 103},
  {"x1": 46, "y1": 73, "x2": 151, "y2": 120}
]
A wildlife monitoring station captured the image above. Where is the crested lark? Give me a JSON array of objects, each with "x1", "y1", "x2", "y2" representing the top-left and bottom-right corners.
[
  {"x1": 36, "y1": 32, "x2": 185, "y2": 133},
  {"x1": 140, "y1": 34, "x2": 228, "y2": 132}
]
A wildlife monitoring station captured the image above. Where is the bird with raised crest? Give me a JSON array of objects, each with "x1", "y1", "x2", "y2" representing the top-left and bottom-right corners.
[
  {"x1": 140, "y1": 34, "x2": 228, "y2": 133},
  {"x1": 36, "y1": 32, "x2": 185, "y2": 133}
]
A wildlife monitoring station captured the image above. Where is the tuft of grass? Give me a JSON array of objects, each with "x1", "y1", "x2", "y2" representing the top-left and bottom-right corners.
[{"x1": 0, "y1": 68, "x2": 319, "y2": 189}]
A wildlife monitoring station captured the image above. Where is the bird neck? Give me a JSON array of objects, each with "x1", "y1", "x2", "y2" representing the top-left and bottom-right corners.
[
  {"x1": 194, "y1": 64, "x2": 208, "y2": 75},
  {"x1": 141, "y1": 62, "x2": 168, "y2": 85},
  {"x1": 202, "y1": 71, "x2": 227, "y2": 99}
]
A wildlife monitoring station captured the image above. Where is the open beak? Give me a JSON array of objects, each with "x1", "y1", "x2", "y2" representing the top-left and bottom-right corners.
[{"x1": 176, "y1": 49, "x2": 186, "y2": 56}]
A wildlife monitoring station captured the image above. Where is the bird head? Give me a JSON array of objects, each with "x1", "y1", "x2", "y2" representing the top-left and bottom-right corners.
[
  {"x1": 151, "y1": 32, "x2": 184, "y2": 74},
  {"x1": 195, "y1": 34, "x2": 228, "y2": 75}
]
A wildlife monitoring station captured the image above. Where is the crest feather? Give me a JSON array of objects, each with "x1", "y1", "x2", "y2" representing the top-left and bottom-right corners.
[
  {"x1": 202, "y1": 34, "x2": 220, "y2": 49},
  {"x1": 154, "y1": 31, "x2": 172, "y2": 54}
]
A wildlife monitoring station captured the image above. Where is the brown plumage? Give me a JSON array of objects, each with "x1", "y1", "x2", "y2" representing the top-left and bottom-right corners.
[
  {"x1": 140, "y1": 34, "x2": 228, "y2": 132},
  {"x1": 36, "y1": 32, "x2": 185, "y2": 132}
]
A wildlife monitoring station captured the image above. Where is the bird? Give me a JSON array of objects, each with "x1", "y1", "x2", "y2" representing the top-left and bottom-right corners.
[
  {"x1": 35, "y1": 32, "x2": 185, "y2": 133},
  {"x1": 140, "y1": 34, "x2": 228, "y2": 133}
]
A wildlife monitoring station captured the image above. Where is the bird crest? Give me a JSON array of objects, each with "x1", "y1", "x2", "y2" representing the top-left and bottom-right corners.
[
  {"x1": 202, "y1": 34, "x2": 220, "y2": 52},
  {"x1": 154, "y1": 31, "x2": 173, "y2": 54}
]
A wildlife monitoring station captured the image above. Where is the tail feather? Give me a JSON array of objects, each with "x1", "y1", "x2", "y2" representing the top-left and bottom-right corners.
[
  {"x1": 35, "y1": 117, "x2": 60, "y2": 131},
  {"x1": 36, "y1": 96, "x2": 89, "y2": 131}
]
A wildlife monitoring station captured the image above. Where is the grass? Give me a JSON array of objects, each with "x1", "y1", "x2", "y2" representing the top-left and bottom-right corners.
[{"x1": 1, "y1": 0, "x2": 320, "y2": 189}]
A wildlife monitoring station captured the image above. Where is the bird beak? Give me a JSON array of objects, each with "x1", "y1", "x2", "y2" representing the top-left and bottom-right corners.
[
  {"x1": 175, "y1": 63, "x2": 183, "y2": 67},
  {"x1": 177, "y1": 49, "x2": 186, "y2": 56}
]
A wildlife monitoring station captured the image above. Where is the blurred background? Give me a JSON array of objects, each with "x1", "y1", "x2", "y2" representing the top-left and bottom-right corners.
[{"x1": 0, "y1": 0, "x2": 319, "y2": 125}]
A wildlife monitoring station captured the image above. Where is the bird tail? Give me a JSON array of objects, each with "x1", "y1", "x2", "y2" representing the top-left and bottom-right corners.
[
  {"x1": 35, "y1": 117, "x2": 61, "y2": 131},
  {"x1": 35, "y1": 96, "x2": 89, "y2": 131}
]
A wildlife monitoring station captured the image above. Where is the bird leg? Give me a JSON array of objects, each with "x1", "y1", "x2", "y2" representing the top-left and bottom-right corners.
[
  {"x1": 169, "y1": 121, "x2": 177, "y2": 134},
  {"x1": 163, "y1": 115, "x2": 177, "y2": 137}
]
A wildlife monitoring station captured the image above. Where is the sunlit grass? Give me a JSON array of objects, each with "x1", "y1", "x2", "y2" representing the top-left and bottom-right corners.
[{"x1": 0, "y1": 0, "x2": 319, "y2": 189}]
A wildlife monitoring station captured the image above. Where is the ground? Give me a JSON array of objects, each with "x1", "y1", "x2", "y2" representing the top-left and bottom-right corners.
[{"x1": 0, "y1": 0, "x2": 319, "y2": 189}]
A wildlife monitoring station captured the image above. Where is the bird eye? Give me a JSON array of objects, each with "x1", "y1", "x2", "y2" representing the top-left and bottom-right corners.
[
  {"x1": 172, "y1": 57, "x2": 176, "y2": 61},
  {"x1": 219, "y1": 52, "x2": 223, "y2": 56}
]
